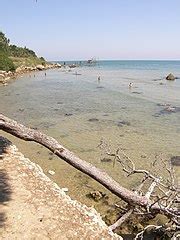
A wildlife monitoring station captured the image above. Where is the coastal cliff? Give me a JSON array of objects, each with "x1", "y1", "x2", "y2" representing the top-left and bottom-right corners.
[
  {"x1": 0, "y1": 31, "x2": 62, "y2": 85},
  {"x1": 0, "y1": 137, "x2": 121, "y2": 240}
]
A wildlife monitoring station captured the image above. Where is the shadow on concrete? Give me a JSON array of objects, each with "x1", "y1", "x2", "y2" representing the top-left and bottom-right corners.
[{"x1": 0, "y1": 136, "x2": 12, "y2": 228}]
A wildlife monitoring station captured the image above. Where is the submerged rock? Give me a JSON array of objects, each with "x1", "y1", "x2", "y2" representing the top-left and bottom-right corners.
[
  {"x1": 156, "y1": 103, "x2": 171, "y2": 107},
  {"x1": 73, "y1": 73, "x2": 82, "y2": 76},
  {"x1": 88, "y1": 118, "x2": 99, "y2": 122},
  {"x1": 153, "y1": 105, "x2": 180, "y2": 117},
  {"x1": 164, "y1": 106, "x2": 176, "y2": 112},
  {"x1": 166, "y1": 73, "x2": 176, "y2": 81},
  {"x1": 162, "y1": 106, "x2": 180, "y2": 114},
  {"x1": 101, "y1": 158, "x2": 112, "y2": 163},
  {"x1": 96, "y1": 86, "x2": 104, "y2": 89},
  {"x1": 117, "y1": 120, "x2": 131, "y2": 127},
  {"x1": 38, "y1": 122, "x2": 55, "y2": 129},
  {"x1": 48, "y1": 170, "x2": 55, "y2": 176},
  {"x1": 18, "y1": 108, "x2": 25, "y2": 112},
  {"x1": 86, "y1": 191, "x2": 108, "y2": 202},
  {"x1": 171, "y1": 156, "x2": 180, "y2": 166},
  {"x1": 152, "y1": 78, "x2": 163, "y2": 81},
  {"x1": 132, "y1": 91, "x2": 143, "y2": 94}
]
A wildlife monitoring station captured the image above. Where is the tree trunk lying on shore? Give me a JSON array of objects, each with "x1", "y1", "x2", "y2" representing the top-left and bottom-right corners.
[{"x1": 0, "y1": 114, "x2": 178, "y2": 232}]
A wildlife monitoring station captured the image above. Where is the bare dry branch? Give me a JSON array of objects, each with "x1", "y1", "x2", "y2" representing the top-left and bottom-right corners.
[
  {"x1": 109, "y1": 208, "x2": 134, "y2": 231},
  {"x1": 145, "y1": 180, "x2": 159, "y2": 200},
  {"x1": 135, "y1": 225, "x2": 163, "y2": 240}
]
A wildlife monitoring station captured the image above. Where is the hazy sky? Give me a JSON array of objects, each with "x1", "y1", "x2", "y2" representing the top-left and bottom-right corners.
[{"x1": 1, "y1": 0, "x2": 180, "y2": 60}]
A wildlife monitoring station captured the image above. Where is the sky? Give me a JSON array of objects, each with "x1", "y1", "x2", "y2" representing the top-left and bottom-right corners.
[{"x1": 0, "y1": 0, "x2": 180, "y2": 60}]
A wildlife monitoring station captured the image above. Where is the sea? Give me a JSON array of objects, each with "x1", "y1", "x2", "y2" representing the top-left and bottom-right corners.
[{"x1": 0, "y1": 60, "x2": 179, "y2": 217}]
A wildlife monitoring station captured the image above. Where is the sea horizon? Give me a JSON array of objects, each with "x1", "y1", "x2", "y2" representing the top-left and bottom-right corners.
[{"x1": 51, "y1": 59, "x2": 180, "y2": 62}]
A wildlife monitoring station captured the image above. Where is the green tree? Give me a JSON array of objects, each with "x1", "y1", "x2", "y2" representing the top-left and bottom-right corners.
[
  {"x1": 9, "y1": 45, "x2": 37, "y2": 58},
  {"x1": 0, "y1": 31, "x2": 10, "y2": 53}
]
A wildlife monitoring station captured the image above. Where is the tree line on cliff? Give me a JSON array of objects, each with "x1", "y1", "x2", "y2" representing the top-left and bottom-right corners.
[{"x1": 0, "y1": 31, "x2": 45, "y2": 72}]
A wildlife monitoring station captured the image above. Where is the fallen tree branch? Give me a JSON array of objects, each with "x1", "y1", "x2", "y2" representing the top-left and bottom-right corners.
[
  {"x1": 145, "y1": 180, "x2": 159, "y2": 200},
  {"x1": 99, "y1": 139, "x2": 179, "y2": 221},
  {"x1": 0, "y1": 114, "x2": 148, "y2": 207},
  {"x1": 109, "y1": 208, "x2": 134, "y2": 231},
  {"x1": 0, "y1": 114, "x2": 178, "y2": 222}
]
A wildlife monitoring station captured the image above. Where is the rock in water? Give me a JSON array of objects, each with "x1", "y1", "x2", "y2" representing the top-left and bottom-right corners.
[
  {"x1": 88, "y1": 118, "x2": 99, "y2": 122},
  {"x1": 86, "y1": 191, "x2": 108, "y2": 202},
  {"x1": 171, "y1": 156, "x2": 180, "y2": 166},
  {"x1": 101, "y1": 158, "x2": 112, "y2": 163},
  {"x1": 48, "y1": 170, "x2": 55, "y2": 175},
  {"x1": 117, "y1": 120, "x2": 131, "y2": 127},
  {"x1": 166, "y1": 73, "x2": 176, "y2": 81}
]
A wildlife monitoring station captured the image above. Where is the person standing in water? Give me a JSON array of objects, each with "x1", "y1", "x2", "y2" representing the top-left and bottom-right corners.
[
  {"x1": 129, "y1": 82, "x2": 133, "y2": 88},
  {"x1": 98, "y1": 76, "x2": 101, "y2": 83}
]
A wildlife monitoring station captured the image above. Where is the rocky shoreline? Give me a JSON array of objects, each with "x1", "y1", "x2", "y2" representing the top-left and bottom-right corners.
[
  {"x1": 0, "y1": 136, "x2": 121, "y2": 239},
  {"x1": 0, "y1": 63, "x2": 62, "y2": 86}
]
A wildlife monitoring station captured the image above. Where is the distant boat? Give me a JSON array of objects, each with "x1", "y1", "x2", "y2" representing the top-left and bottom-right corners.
[{"x1": 86, "y1": 58, "x2": 98, "y2": 66}]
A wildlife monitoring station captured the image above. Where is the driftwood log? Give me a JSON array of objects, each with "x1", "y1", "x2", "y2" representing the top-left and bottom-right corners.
[
  {"x1": 0, "y1": 114, "x2": 178, "y2": 231},
  {"x1": 0, "y1": 114, "x2": 147, "y2": 205}
]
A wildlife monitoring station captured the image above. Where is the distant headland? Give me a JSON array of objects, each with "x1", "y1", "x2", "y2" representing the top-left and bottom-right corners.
[{"x1": 0, "y1": 31, "x2": 61, "y2": 85}]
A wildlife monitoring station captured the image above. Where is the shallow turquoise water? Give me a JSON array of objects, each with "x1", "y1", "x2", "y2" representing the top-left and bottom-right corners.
[{"x1": 0, "y1": 61, "x2": 179, "y2": 208}]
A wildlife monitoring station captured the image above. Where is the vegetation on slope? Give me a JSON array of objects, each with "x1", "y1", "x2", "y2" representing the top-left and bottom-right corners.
[
  {"x1": 0, "y1": 31, "x2": 45, "y2": 71},
  {"x1": 0, "y1": 52, "x2": 15, "y2": 72}
]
